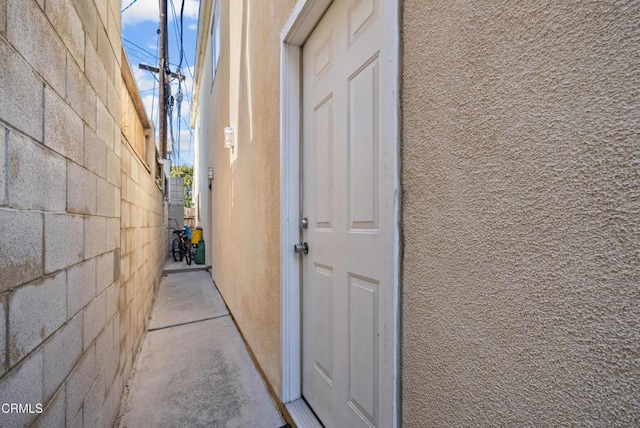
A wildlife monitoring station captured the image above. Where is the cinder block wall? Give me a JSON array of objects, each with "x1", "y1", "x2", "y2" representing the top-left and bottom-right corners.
[
  {"x1": 119, "y1": 140, "x2": 166, "y2": 384},
  {"x1": 168, "y1": 176, "x2": 184, "y2": 254},
  {"x1": 0, "y1": 0, "x2": 166, "y2": 426},
  {"x1": 168, "y1": 177, "x2": 184, "y2": 225}
]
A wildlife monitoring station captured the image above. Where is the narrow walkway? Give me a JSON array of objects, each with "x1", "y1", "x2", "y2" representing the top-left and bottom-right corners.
[{"x1": 117, "y1": 261, "x2": 286, "y2": 427}]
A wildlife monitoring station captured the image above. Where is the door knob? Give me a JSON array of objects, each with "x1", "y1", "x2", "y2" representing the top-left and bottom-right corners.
[{"x1": 294, "y1": 242, "x2": 309, "y2": 255}]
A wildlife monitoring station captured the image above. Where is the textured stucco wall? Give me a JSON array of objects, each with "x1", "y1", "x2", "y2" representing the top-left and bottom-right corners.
[
  {"x1": 401, "y1": 1, "x2": 639, "y2": 426},
  {"x1": 193, "y1": 0, "x2": 297, "y2": 398}
]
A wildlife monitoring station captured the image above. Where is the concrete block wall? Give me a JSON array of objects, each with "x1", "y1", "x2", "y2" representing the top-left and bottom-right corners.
[
  {"x1": 0, "y1": 0, "x2": 122, "y2": 425},
  {"x1": 168, "y1": 176, "x2": 184, "y2": 226},
  {"x1": 168, "y1": 176, "x2": 184, "y2": 254},
  {"x1": 119, "y1": 140, "x2": 166, "y2": 384},
  {"x1": 0, "y1": 0, "x2": 165, "y2": 426}
]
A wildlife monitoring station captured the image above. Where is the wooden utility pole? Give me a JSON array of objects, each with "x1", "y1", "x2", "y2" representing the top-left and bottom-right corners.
[
  {"x1": 158, "y1": 0, "x2": 168, "y2": 160},
  {"x1": 139, "y1": 64, "x2": 185, "y2": 81}
]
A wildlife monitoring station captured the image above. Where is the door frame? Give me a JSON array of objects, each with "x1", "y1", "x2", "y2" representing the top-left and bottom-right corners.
[{"x1": 279, "y1": 0, "x2": 400, "y2": 426}]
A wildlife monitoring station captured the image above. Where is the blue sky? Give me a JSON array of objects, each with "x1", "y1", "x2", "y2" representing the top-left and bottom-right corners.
[{"x1": 121, "y1": 0, "x2": 200, "y2": 167}]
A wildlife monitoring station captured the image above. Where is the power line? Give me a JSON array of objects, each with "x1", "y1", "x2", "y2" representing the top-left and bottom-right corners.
[
  {"x1": 121, "y1": 0, "x2": 139, "y2": 13},
  {"x1": 181, "y1": 117, "x2": 194, "y2": 138},
  {"x1": 182, "y1": 117, "x2": 193, "y2": 163},
  {"x1": 123, "y1": 0, "x2": 195, "y2": 166},
  {"x1": 123, "y1": 47, "x2": 153, "y2": 66},
  {"x1": 167, "y1": 0, "x2": 186, "y2": 71},
  {"x1": 150, "y1": 34, "x2": 160, "y2": 137},
  {"x1": 183, "y1": 55, "x2": 195, "y2": 80},
  {"x1": 169, "y1": 0, "x2": 182, "y2": 65},
  {"x1": 123, "y1": 31, "x2": 161, "y2": 145},
  {"x1": 178, "y1": 0, "x2": 185, "y2": 70},
  {"x1": 124, "y1": 50, "x2": 161, "y2": 80},
  {"x1": 168, "y1": 0, "x2": 181, "y2": 164},
  {"x1": 182, "y1": 116, "x2": 194, "y2": 161},
  {"x1": 181, "y1": 55, "x2": 194, "y2": 108},
  {"x1": 168, "y1": 102, "x2": 178, "y2": 163},
  {"x1": 123, "y1": 37, "x2": 157, "y2": 61},
  {"x1": 159, "y1": 0, "x2": 169, "y2": 163}
]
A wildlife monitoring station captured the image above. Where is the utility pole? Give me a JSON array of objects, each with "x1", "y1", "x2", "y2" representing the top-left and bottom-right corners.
[
  {"x1": 139, "y1": 0, "x2": 184, "y2": 193},
  {"x1": 139, "y1": 64, "x2": 185, "y2": 81},
  {"x1": 158, "y1": 0, "x2": 168, "y2": 161}
]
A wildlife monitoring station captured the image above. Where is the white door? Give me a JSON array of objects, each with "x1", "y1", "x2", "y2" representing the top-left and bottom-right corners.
[{"x1": 301, "y1": 0, "x2": 394, "y2": 426}]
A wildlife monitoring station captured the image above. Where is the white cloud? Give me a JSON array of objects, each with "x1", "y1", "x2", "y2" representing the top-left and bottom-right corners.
[
  {"x1": 177, "y1": 129, "x2": 194, "y2": 153},
  {"x1": 188, "y1": 23, "x2": 198, "y2": 31},
  {"x1": 122, "y1": 0, "x2": 158, "y2": 25},
  {"x1": 182, "y1": 0, "x2": 200, "y2": 19},
  {"x1": 122, "y1": 0, "x2": 199, "y2": 26},
  {"x1": 134, "y1": 67, "x2": 157, "y2": 92}
]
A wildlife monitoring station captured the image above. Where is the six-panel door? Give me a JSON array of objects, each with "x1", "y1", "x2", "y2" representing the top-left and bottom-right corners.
[{"x1": 301, "y1": 0, "x2": 394, "y2": 426}]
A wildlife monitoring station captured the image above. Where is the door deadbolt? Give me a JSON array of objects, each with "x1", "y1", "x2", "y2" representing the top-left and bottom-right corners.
[
  {"x1": 294, "y1": 242, "x2": 309, "y2": 255},
  {"x1": 300, "y1": 216, "x2": 308, "y2": 229}
]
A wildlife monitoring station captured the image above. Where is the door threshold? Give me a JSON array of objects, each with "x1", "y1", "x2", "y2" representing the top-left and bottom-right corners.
[{"x1": 285, "y1": 399, "x2": 323, "y2": 428}]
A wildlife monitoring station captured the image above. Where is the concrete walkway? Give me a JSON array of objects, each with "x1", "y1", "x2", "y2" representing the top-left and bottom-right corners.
[{"x1": 117, "y1": 261, "x2": 286, "y2": 428}]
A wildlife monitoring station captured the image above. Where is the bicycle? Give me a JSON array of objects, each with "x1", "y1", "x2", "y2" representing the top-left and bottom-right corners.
[{"x1": 171, "y1": 226, "x2": 192, "y2": 265}]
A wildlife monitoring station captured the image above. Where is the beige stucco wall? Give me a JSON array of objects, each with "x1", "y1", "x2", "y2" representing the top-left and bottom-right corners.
[
  {"x1": 193, "y1": 0, "x2": 297, "y2": 398},
  {"x1": 401, "y1": 1, "x2": 639, "y2": 426}
]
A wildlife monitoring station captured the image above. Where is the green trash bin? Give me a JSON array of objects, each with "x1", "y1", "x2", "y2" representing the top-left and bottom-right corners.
[{"x1": 195, "y1": 238, "x2": 205, "y2": 265}]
